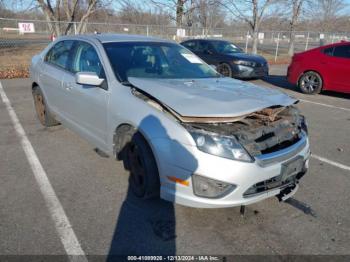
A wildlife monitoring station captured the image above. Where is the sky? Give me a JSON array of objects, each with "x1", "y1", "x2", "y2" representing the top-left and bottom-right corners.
[{"x1": 3, "y1": 0, "x2": 350, "y2": 15}]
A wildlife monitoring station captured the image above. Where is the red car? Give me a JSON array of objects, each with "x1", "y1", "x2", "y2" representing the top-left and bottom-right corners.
[{"x1": 287, "y1": 41, "x2": 350, "y2": 94}]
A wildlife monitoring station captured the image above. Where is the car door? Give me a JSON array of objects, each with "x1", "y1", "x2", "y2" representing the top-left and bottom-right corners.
[
  {"x1": 40, "y1": 40, "x2": 74, "y2": 115},
  {"x1": 196, "y1": 40, "x2": 218, "y2": 66},
  {"x1": 62, "y1": 40, "x2": 109, "y2": 149},
  {"x1": 318, "y1": 45, "x2": 350, "y2": 92},
  {"x1": 330, "y1": 44, "x2": 350, "y2": 92}
]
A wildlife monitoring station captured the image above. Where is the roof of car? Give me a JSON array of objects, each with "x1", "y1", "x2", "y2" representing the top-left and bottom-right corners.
[
  {"x1": 60, "y1": 33, "x2": 173, "y2": 43},
  {"x1": 181, "y1": 38, "x2": 229, "y2": 43},
  {"x1": 313, "y1": 40, "x2": 349, "y2": 49}
]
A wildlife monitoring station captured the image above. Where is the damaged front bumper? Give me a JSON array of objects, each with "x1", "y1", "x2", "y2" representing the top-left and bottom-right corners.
[{"x1": 158, "y1": 133, "x2": 310, "y2": 208}]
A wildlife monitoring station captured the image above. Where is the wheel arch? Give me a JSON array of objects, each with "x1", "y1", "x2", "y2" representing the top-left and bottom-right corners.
[
  {"x1": 113, "y1": 123, "x2": 158, "y2": 161},
  {"x1": 112, "y1": 122, "x2": 162, "y2": 184}
]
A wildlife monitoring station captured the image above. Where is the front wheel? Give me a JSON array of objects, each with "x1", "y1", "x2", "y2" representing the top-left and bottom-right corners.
[
  {"x1": 217, "y1": 63, "x2": 233, "y2": 77},
  {"x1": 298, "y1": 71, "x2": 323, "y2": 94},
  {"x1": 32, "y1": 86, "x2": 59, "y2": 127},
  {"x1": 117, "y1": 126, "x2": 160, "y2": 199}
]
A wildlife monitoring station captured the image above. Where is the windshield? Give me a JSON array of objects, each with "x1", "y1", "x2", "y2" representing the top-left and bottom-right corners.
[
  {"x1": 103, "y1": 42, "x2": 219, "y2": 82},
  {"x1": 211, "y1": 41, "x2": 243, "y2": 54}
]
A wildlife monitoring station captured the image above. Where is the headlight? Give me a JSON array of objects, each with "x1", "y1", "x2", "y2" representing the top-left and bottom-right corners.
[
  {"x1": 233, "y1": 60, "x2": 256, "y2": 67},
  {"x1": 188, "y1": 129, "x2": 253, "y2": 162},
  {"x1": 192, "y1": 174, "x2": 236, "y2": 198}
]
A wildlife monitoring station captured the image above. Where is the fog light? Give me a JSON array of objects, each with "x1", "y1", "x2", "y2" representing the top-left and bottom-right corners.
[{"x1": 192, "y1": 174, "x2": 236, "y2": 198}]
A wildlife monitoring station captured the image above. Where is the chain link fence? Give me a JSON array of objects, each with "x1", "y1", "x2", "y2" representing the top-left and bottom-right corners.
[{"x1": 0, "y1": 17, "x2": 349, "y2": 75}]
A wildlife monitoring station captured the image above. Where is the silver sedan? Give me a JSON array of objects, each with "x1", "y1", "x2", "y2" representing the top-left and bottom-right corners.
[{"x1": 30, "y1": 34, "x2": 310, "y2": 208}]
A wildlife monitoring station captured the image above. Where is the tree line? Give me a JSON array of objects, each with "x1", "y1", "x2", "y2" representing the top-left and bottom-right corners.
[{"x1": 1, "y1": 0, "x2": 349, "y2": 55}]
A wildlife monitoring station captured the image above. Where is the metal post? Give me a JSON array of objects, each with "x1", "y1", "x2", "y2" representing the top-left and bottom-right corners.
[
  {"x1": 74, "y1": 23, "x2": 77, "y2": 35},
  {"x1": 146, "y1": 25, "x2": 149, "y2": 36},
  {"x1": 240, "y1": 206, "x2": 245, "y2": 216},
  {"x1": 305, "y1": 32, "x2": 309, "y2": 51},
  {"x1": 274, "y1": 32, "x2": 280, "y2": 62},
  {"x1": 245, "y1": 31, "x2": 249, "y2": 53}
]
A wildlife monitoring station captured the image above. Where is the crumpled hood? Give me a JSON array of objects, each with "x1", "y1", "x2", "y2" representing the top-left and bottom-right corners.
[{"x1": 128, "y1": 77, "x2": 297, "y2": 118}]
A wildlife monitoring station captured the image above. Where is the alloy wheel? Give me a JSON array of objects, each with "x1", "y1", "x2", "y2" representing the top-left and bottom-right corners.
[
  {"x1": 300, "y1": 72, "x2": 321, "y2": 93},
  {"x1": 217, "y1": 63, "x2": 232, "y2": 77}
]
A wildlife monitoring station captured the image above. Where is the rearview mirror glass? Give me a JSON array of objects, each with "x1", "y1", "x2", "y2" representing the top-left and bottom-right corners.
[{"x1": 75, "y1": 72, "x2": 104, "y2": 86}]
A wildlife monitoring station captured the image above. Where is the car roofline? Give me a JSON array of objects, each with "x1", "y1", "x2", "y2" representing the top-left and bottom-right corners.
[{"x1": 54, "y1": 33, "x2": 175, "y2": 44}]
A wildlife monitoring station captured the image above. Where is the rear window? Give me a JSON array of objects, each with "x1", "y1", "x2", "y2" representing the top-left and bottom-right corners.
[
  {"x1": 333, "y1": 45, "x2": 350, "y2": 59},
  {"x1": 323, "y1": 47, "x2": 334, "y2": 56}
]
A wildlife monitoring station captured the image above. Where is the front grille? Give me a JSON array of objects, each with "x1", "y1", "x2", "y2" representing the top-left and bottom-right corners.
[
  {"x1": 243, "y1": 170, "x2": 306, "y2": 198},
  {"x1": 255, "y1": 135, "x2": 307, "y2": 166}
]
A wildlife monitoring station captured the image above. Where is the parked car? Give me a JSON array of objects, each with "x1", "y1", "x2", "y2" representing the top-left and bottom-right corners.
[
  {"x1": 30, "y1": 34, "x2": 309, "y2": 208},
  {"x1": 287, "y1": 41, "x2": 350, "y2": 94},
  {"x1": 181, "y1": 39, "x2": 269, "y2": 79}
]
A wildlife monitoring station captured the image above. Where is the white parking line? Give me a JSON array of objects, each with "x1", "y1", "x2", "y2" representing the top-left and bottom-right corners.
[
  {"x1": 299, "y1": 99, "x2": 350, "y2": 112},
  {"x1": 0, "y1": 82, "x2": 87, "y2": 261},
  {"x1": 311, "y1": 154, "x2": 350, "y2": 171}
]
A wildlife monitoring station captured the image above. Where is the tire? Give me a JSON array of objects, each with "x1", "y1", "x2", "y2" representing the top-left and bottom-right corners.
[
  {"x1": 217, "y1": 63, "x2": 233, "y2": 77},
  {"x1": 116, "y1": 126, "x2": 160, "y2": 199},
  {"x1": 298, "y1": 71, "x2": 323, "y2": 94},
  {"x1": 32, "y1": 86, "x2": 59, "y2": 127}
]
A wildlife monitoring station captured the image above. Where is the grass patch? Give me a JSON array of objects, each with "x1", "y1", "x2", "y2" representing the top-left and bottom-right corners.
[{"x1": 0, "y1": 44, "x2": 44, "y2": 79}]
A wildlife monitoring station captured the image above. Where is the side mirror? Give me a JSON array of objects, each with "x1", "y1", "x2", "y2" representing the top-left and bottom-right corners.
[{"x1": 75, "y1": 72, "x2": 104, "y2": 86}]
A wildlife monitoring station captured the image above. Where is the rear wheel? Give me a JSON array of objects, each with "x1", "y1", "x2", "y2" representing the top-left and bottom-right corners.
[
  {"x1": 217, "y1": 63, "x2": 233, "y2": 77},
  {"x1": 32, "y1": 86, "x2": 59, "y2": 127},
  {"x1": 298, "y1": 71, "x2": 323, "y2": 94},
  {"x1": 116, "y1": 126, "x2": 160, "y2": 199}
]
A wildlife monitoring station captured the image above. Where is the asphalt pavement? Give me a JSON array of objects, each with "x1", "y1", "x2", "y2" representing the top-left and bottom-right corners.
[{"x1": 0, "y1": 65, "x2": 349, "y2": 258}]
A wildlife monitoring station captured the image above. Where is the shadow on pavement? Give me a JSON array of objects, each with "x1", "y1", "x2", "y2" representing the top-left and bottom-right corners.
[
  {"x1": 321, "y1": 91, "x2": 350, "y2": 100},
  {"x1": 262, "y1": 75, "x2": 297, "y2": 91},
  {"x1": 263, "y1": 75, "x2": 350, "y2": 100},
  {"x1": 107, "y1": 115, "x2": 198, "y2": 258}
]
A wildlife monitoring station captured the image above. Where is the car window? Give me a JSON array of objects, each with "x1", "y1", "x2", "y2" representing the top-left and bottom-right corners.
[
  {"x1": 103, "y1": 42, "x2": 218, "y2": 82},
  {"x1": 182, "y1": 41, "x2": 197, "y2": 51},
  {"x1": 323, "y1": 47, "x2": 334, "y2": 56},
  {"x1": 71, "y1": 41, "x2": 104, "y2": 77},
  {"x1": 197, "y1": 41, "x2": 211, "y2": 53},
  {"x1": 333, "y1": 45, "x2": 350, "y2": 59},
  {"x1": 211, "y1": 41, "x2": 243, "y2": 54},
  {"x1": 45, "y1": 41, "x2": 74, "y2": 70}
]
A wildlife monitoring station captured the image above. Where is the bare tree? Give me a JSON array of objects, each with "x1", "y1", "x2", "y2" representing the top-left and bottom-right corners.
[
  {"x1": 118, "y1": 0, "x2": 171, "y2": 26},
  {"x1": 221, "y1": 0, "x2": 278, "y2": 54},
  {"x1": 286, "y1": 0, "x2": 304, "y2": 56},
  {"x1": 35, "y1": 0, "x2": 106, "y2": 36},
  {"x1": 151, "y1": 0, "x2": 196, "y2": 27},
  {"x1": 176, "y1": 0, "x2": 186, "y2": 26},
  {"x1": 310, "y1": 0, "x2": 347, "y2": 32},
  {"x1": 195, "y1": 0, "x2": 225, "y2": 29}
]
